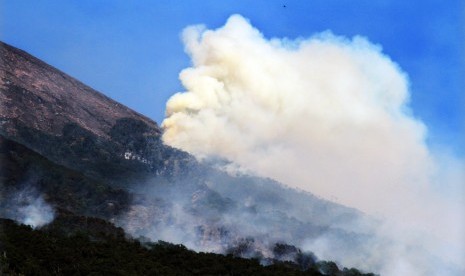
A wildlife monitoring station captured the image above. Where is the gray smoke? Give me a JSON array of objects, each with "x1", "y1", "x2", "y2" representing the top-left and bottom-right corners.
[
  {"x1": 117, "y1": 169, "x2": 378, "y2": 271},
  {"x1": 1, "y1": 186, "x2": 55, "y2": 229}
]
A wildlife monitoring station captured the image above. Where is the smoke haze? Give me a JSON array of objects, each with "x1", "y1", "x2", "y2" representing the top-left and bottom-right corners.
[
  {"x1": 1, "y1": 186, "x2": 55, "y2": 229},
  {"x1": 162, "y1": 15, "x2": 464, "y2": 275}
]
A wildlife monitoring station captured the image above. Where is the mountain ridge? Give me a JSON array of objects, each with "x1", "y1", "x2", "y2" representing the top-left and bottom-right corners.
[
  {"x1": 0, "y1": 41, "x2": 193, "y2": 185},
  {"x1": 0, "y1": 40, "x2": 376, "y2": 275},
  {"x1": 0, "y1": 41, "x2": 158, "y2": 139}
]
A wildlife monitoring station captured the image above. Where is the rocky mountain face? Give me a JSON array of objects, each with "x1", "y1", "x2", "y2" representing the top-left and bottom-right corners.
[
  {"x1": 0, "y1": 41, "x2": 157, "y2": 137},
  {"x1": 0, "y1": 41, "x2": 375, "y2": 274},
  {"x1": 0, "y1": 41, "x2": 194, "y2": 184}
]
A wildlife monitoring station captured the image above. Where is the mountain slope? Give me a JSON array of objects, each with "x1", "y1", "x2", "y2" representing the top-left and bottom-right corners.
[
  {"x1": 2, "y1": 217, "x2": 377, "y2": 276},
  {"x1": 0, "y1": 41, "x2": 195, "y2": 185},
  {"x1": 0, "y1": 41, "x2": 158, "y2": 139},
  {"x1": 0, "y1": 41, "x2": 375, "y2": 274}
]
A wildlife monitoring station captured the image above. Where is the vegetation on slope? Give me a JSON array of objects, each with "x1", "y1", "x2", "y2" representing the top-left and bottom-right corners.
[{"x1": 0, "y1": 218, "x2": 374, "y2": 276}]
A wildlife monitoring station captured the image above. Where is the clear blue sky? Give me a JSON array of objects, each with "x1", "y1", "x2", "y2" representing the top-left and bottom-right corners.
[{"x1": 1, "y1": 0, "x2": 463, "y2": 155}]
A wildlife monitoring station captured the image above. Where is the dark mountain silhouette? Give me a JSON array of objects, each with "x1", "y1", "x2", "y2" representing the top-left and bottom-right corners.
[{"x1": 0, "y1": 41, "x2": 375, "y2": 275}]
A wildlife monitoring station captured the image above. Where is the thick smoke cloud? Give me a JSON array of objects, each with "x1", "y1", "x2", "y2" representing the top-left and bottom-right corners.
[
  {"x1": 163, "y1": 14, "x2": 430, "y2": 215},
  {"x1": 162, "y1": 15, "x2": 464, "y2": 274}
]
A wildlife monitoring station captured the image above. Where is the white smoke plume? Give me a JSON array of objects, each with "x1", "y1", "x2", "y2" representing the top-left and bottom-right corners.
[
  {"x1": 1, "y1": 186, "x2": 55, "y2": 229},
  {"x1": 162, "y1": 15, "x2": 465, "y2": 275}
]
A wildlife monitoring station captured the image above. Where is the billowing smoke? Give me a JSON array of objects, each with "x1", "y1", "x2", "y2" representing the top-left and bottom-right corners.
[
  {"x1": 164, "y1": 14, "x2": 430, "y2": 216},
  {"x1": 1, "y1": 186, "x2": 55, "y2": 229},
  {"x1": 161, "y1": 15, "x2": 464, "y2": 275}
]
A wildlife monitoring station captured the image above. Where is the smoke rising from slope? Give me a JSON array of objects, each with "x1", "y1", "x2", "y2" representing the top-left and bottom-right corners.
[
  {"x1": 162, "y1": 15, "x2": 464, "y2": 274},
  {"x1": 163, "y1": 15, "x2": 433, "y2": 215},
  {"x1": 119, "y1": 171, "x2": 375, "y2": 272},
  {"x1": 1, "y1": 186, "x2": 55, "y2": 229}
]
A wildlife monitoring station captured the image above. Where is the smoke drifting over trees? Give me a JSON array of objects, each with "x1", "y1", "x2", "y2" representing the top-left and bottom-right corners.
[
  {"x1": 162, "y1": 15, "x2": 464, "y2": 275},
  {"x1": 0, "y1": 12, "x2": 463, "y2": 275},
  {"x1": 1, "y1": 185, "x2": 55, "y2": 229}
]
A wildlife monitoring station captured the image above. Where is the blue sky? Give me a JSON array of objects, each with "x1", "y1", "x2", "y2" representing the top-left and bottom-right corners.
[{"x1": 1, "y1": 0, "x2": 463, "y2": 155}]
